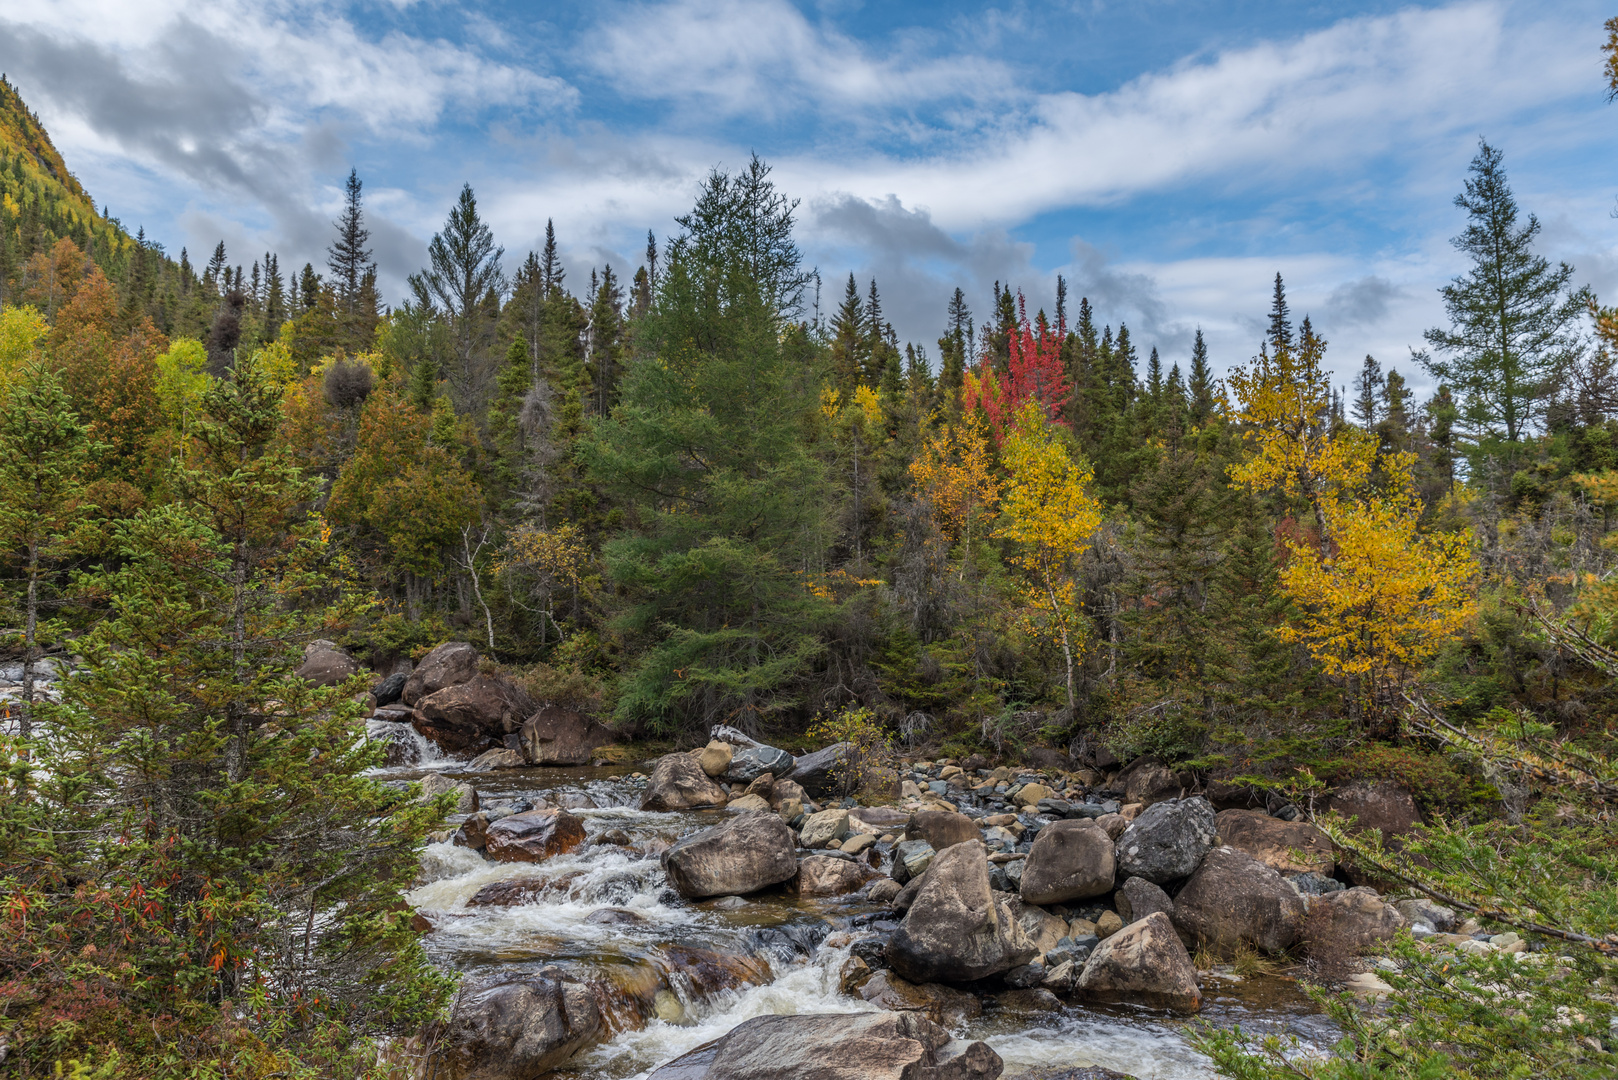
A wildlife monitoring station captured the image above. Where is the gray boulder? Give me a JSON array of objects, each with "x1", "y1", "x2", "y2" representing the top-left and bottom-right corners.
[
  {"x1": 886, "y1": 841, "x2": 1037, "y2": 983},
  {"x1": 1115, "y1": 876, "x2": 1174, "y2": 926},
  {"x1": 1019, "y1": 819, "x2": 1115, "y2": 905},
  {"x1": 295, "y1": 640, "x2": 359, "y2": 687},
  {"x1": 402, "y1": 641, "x2": 480, "y2": 706},
  {"x1": 645, "y1": 1011, "x2": 1002, "y2": 1080},
  {"x1": 661, "y1": 812, "x2": 798, "y2": 899},
  {"x1": 417, "y1": 773, "x2": 478, "y2": 814},
  {"x1": 519, "y1": 706, "x2": 612, "y2": 766},
  {"x1": 1115, "y1": 797, "x2": 1217, "y2": 884},
  {"x1": 727, "y1": 745, "x2": 796, "y2": 783},
  {"x1": 373, "y1": 670, "x2": 408, "y2": 706},
  {"x1": 1171, "y1": 846, "x2": 1306, "y2": 954},
  {"x1": 641, "y1": 752, "x2": 728, "y2": 811},
  {"x1": 432, "y1": 969, "x2": 604, "y2": 1079},
  {"x1": 1074, "y1": 911, "x2": 1200, "y2": 1014},
  {"x1": 787, "y1": 742, "x2": 852, "y2": 796}
]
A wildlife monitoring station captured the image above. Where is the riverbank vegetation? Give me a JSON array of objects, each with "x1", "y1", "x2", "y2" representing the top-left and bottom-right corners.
[{"x1": 0, "y1": 34, "x2": 1616, "y2": 1079}]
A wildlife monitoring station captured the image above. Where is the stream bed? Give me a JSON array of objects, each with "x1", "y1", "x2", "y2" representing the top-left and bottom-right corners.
[{"x1": 392, "y1": 762, "x2": 1333, "y2": 1080}]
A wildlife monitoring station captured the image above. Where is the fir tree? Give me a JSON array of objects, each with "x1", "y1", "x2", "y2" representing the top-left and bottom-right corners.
[
  {"x1": 938, "y1": 286, "x2": 971, "y2": 404},
  {"x1": 1352, "y1": 354, "x2": 1384, "y2": 428},
  {"x1": 327, "y1": 168, "x2": 374, "y2": 316},
  {"x1": 540, "y1": 218, "x2": 564, "y2": 297},
  {"x1": 1188, "y1": 326, "x2": 1214, "y2": 426},
  {"x1": 409, "y1": 184, "x2": 506, "y2": 417},
  {"x1": 829, "y1": 273, "x2": 866, "y2": 391},
  {"x1": 1267, "y1": 271, "x2": 1293, "y2": 355}
]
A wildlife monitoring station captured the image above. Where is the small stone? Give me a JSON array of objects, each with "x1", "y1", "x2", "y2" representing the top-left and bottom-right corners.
[
  {"x1": 799, "y1": 807, "x2": 851, "y2": 848},
  {"x1": 842, "y1": 833, "x2": 877, "y2": 855},
  {"x1": 1095, "y1": 911, "x2": 1123, "y2": 939}
]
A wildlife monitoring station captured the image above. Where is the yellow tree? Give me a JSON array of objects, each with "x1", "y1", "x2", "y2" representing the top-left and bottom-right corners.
[
  {"x1": 908, "y1": 411, "x2": 1001, "y2": 556},
  {"x1": 997, "y1": 402, "x2": 1103, "y2": 713},
  {"x1": 1229, "y1": 325, "x2": 1477, "y2": 720}
]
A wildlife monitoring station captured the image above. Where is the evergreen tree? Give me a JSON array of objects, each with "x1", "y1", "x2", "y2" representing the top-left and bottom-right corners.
[
  {"x1": 540, "y1": 218, "x2": 564, "y2": 297},
  {"x1": 205, "y1": 240, "x2": 228, "y2": 293},
  {"x1": 1188, "y1": 326, "x2": 1214, "y2": 426},
  {"x1": 299, "y1": 262, "x2": 320, "y2": 313},
  {"x1": 1417, "y1": 139, "x2": 1590, "y2": 448},
  {"x1": 589, "y1": 264, "x2": 624, "y2": 415},
  {"x1": 938, "y1": 286, "x2": 971, "y2": 403},
  {"x1": 409, "y1": 184, "x2": 506, "y2": 417},
  {"x1": 829, "y1": 273, "x2": 866, "y2": 391},
  {"x1": 1352, "y1": 354, "x2": 1384, "y2": 428},
  {"x1": 1267, "y1": 271, "x2": 1293, "y2": 355},
  {"x1": 327, "y1": 168, "x2": 373, "y2": 315}
]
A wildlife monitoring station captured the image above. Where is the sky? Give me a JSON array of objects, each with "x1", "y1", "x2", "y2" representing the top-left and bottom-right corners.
[{"x1": 2, "y1": 0, "x2": 1615, "y2": 398}]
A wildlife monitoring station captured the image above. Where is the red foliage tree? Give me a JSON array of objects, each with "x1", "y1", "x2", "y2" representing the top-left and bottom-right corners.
[{"x1": 962, "y1": 291, "x2": 1069, "y2": 442}]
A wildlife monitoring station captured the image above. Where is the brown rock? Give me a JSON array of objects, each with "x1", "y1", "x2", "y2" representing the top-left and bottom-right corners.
[
  {"x1": 726, "y1": 793, "x2": 771, "y2": 813},
  {"x1": 698, "y1": 739, "x2": 734, "y2": 777},
  {"x1": 1215, "y1": 809, "x2": 1333, "y2": 875},
  {"x1": 904, "y1": 809, "x2": 980, "y2": 851},
  {"x1": 1019, "y1": 819, "x2": 1115, "y2": 905},
  {"x1": 1170, "y1": 846, "x2": 1305, "y2": 954},
  {"x1": 768, "y1": 777, "x2": 807, "y2": 809},
  {"x1": 742, "y1": 772, "x2": 776, "y2": 799},
  {"x1": 791, "y1": 854, "x2": 881, "y2": 897},
  {"x1": 483, "y1": 808, "x2": 588, "y2": 864},
  {"x1": 295, "y1": 641, "x2": 359, "y2": 687},
  {"x1": 455, "y1": 812, "x2": 491, "y2": 850},
  {"x1": 857, "y1": 970, "x2": 984, "y2": 1026},
  {"x1": 1205, "y1": 778, "x2": 1265, "y2": 811},
  {"x1": 1004, "y1": 896, "x2": 1068, "y2": 955},
  {"x1": 1124, "y1": 762, "x2": 1188, "y2": 808},
  {"x1": 661, "y1": 812, "x2": 799, "y2": 898},
  {"x1": 414, "y1": 675, "x2": 536, "y2": 754},
  {"x1": 1024, "y1": 747, "x2": 1072, "y2": 772},
  {"x1": 432, "y1": 969, "x2": 604, "y2": 1079},
  {"x1": 1075, "y1": 911, "x2": 1201, "y2": 1013},
  {"x1": 402, "y1": 640, "x2": 480, "y2": 706},
  {"x1": 467, "y1": 879, "x2": 550, "y2": 907},
  {"x1": 1312, "y1": 886, "x2": 1406, "y2": 951},
  {"x1": 519, "y1": 706, "x2": 612, "y2": 766},
  {"x1": 660, "y1": 944, "x2": 774, "y2": 997},
  {"x1": 641, "y1": 752, "x2": 729, "y2": 811},
  {"x1": 1326, "y1": 782, "x2": 1422, "y2": 842},
  {"x1": 886, "y1": 841, "x2": 1037, "y2": 983},
  {"x1": 467, "y1": 747, "x2": 525, "y2": 772}
]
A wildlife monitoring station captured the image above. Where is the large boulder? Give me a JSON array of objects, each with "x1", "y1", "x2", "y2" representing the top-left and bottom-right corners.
[
  {"x1": 727, "y1": 745, "x2": 796, "y2": 784},
  {"x1": 1019, "y1": 819, "x2": 1116, "y2": 905},
  {"x1": 905, "y1": 810, "x2": 980, "y2": 852},
  {"x1": 644, "y1": 1011, "x2": 1002, "y2": 1080},
  {"x1": 1326, "y1": 782, "x2": 1422, "y2": 843},
  {"x1": 1115, "y1": 798, "x2": 1217, "y2": 885},
  {"x1": 661, "y1": 812, "x2": 799, "y2": 899},
  {"x1": 296, "y1": 640, "x2": 358, "y2": 687},
  {"x1": 1004, "y1": 896, "x2": 1068, "y2": 955},
  {"x1": 787, "y1": 742, "x2": 852, "y2": 796},
  {"x1": 1311, "y1": 887, "x2": 1406, "y2": 951},
  {"x1": 1074, "y1": 911, "x2": 1201, "y2": 1014},
  {"x1": 886, "y1": 841, "x2": 1037, "y2": 983},
  {"x1": 791, "y1": 854, "x2": 881, "y2": 897},
  {"x1": 1123, "y1": 761, "x2": 1187, "y2": 808},
  {"x1": 1115, "y1": 876, "x2": 1174, "y2": 926},
  {"x1": 799, "y1": 808, "x2": 850, "y2": 848},
  {"x1": 484, "y1": 808, "x2": 588, "y2": 864},
  {"x1": 1215, "y1": 809, "x2": 1333, "y2": 875},
  {"x1": 1170, "y1": 846, "x2": 1306, "y2": 954},
  {"x1": 519, "y1": 706, "x2": 612, "y2": 766},
  {"x1": 641, "y1": 753, "x2": 729, "y2": 811},
  {"x1": 432, "y1": 969, "x2": 604, "y2": 1080},
  {"x1": 373, "y1": 671, "x2": 408, "y2": 707},
  {"x1": 698, "y1": 740, "x2": 734, "y2": 777},
  {"x1": 403, "y1": 641, "x2": 480, "y2": 706},
  {"x1": 414, "y1": 675, "x2": 536, "y2": 754}
]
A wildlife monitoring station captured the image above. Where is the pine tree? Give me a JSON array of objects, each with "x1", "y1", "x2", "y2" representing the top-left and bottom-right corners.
[
  {"x1": 1352, "y1": 354, "x2": 1384, "y2": 428},
  {"x1": 1417, "y1": 139, "x2": 1590, "y2": 449},
  {"x1": 327, "y1": 168, "x2": 375, "y2": 316},
  {"x1": 1188, "y1": 326, "x2": 1214, "y2": 426},
  {"x1": 0, "y1": 362, "x2": 93, "y2": 737},
  {"x1": 864, "y1": 279, "x2": 891, "y2": 387},
  {"x1": 829, "y1": 274, "x2": 866, "y2": 391},
  {"x1": 299, "y1": 262, "x2": 320, "y2": 312}
]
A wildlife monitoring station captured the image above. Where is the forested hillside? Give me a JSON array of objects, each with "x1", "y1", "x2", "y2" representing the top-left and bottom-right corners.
[{"x1": 1, "y1": 65, "x2": 1615, "y2": 1080}]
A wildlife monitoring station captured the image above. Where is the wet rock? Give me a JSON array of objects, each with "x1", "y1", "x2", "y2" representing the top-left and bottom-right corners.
[
  {"x1": 402, "y1": 641, "x2": 480, "y2": 706},
  {"x1": 1019, "y1": 819, "x2": 1115, "y2": 905},
  {"x1": 661, "y1": 944, "x2": 774, "y2": 997},
  {"x1": 886, "y1": 841, "x2": 1037, "y2": 983},
  {"x1": 466, "y1": 879, "x2": 551, "y2": 907},
  {"x1": 1115, "y1": 798, "x2": 1217, "y2": 885},
  {"x1": 904, "y1": 810, "x2": 980, "y2": 851},
  {"x1": 595, "y1": 829, "x2": 633, "y2": 847},
  {"x1": 798, "y1": 807, "x2": 850, "y2": 848},
  {"x1": 296, "y1": 640, "x2": 359, "y2": 687},
  {"x1": 415, "y1": 675, "x2": 536, "y2": 754},
  {"x1": 792, "y1": 854, "x2": 881, "y2": 897},
  {"x1": 786, "y1": 742, "x2": 851, "y2": 796},
  {"x1": 1115, "y1": 877, "x2": 1173, "y2": 926},
  {"x1": 519, "y1": 706, "x2": 612, "y2": 766},
  {"x1": 484, "y1": 808, "x2": 588, "y2": 864},
  {"x1": 433, "y1": 968, "x2": 604, "y2": 1079},
  {"x1": 373, "y1": 670, "x2": 407, "y2": 706},
  {"x1": 698, "y1": 740, "x2": 734, "y2": 777},
  {"x1": 1074, "y1": 911, "x2": 1200, "y2": 1014},
  {"x1": 661, "y1": 811, "x2": 799, "y2": 899},
  {"x1": 1171, "y1": 846, "x2": 1305, "y2": 954},
  {"x1": 1312, "y1": 887, "x2": 1406, "y2": 951},
  {"x1": 456, "y1": 812, "x2": 490, "y2": 850},
  {"x1": 1020, "y1": 1069, "x2": 1139, "y2": 1080},
  {"x1": 467, "y1": 748, "x2": 525, "y2": 771},
  {"x1": 367, "y1": 719, "x2": 421, "y2": 766},
  {"x1": 1215, "y1": 809, "x2": 1334, "y2": 875},
  {"x1": 727, "y1": 745, "x2": 795, "y2": 783},
  {"x1": 1002, "y1": 961, "x2": 1046, "y2": 988},
  {"x1": 584, "y1": 907, "x2": 649, "y2": 927},
  {"x1": 641, "y1": 753, "x2": 729, "y2": 811},
  {"x1": 416, "y1": 773, "x2": 478, "y2": 814},
  {"x1": 997, "y1": 987, "x2": 1063, "y2": 1014},
  {"x1": 645, "y1": 1011, "x2": 1002, "y2": 1080},
  {"x1": 890, "y1": 840, "x2": 936, "y2": 884},
  {"x1": 857, "y1": 970, "x2": 984, "y2": 1026},
  {"x1": 866, "y1": 877, "x2": 903, "y2": 904}
]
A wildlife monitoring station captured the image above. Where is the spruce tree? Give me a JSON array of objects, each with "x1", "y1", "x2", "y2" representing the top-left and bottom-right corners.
[
  {"x1": 327, "y1": 168, "x2": 373, "y2": 315},
  {"x1": 1417, "y1": 139, "x2": 1589, "y2": 448},
  {"x1": 937, "y1": 287, "x2": 971, "y2": 405},
  {"x1": 1267, "y1": 271, "x2": 1293, "y2": 355},
  {"x1": 829, "y1": 273, "x2": 866, "y2": 391},
  {"x1": 1352, "y1": 354, "x2": 1383, "y2": 428},
  {"x1": 589, "y1": 264, "x2": 624, "y2": 415},
  {"x1": 409, "y1": 184, "x2": 506, "y2": 416},
  {"x1": 1188, "y1": 326, "x2": 1214, "y2": 426},
  {"x1": 541, "y1": 218, "x2": 564, "y2": 297}
]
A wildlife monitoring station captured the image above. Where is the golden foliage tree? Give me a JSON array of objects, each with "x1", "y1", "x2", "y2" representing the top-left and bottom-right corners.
[
  {"x1": 996, "y1": 401, "x2": 1103, "y2": 713},
  {"x1": 908, "y1": 410, "x2": 1001, "y2": 552}
]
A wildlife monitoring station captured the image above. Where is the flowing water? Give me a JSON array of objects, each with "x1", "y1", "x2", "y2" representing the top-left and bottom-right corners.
[{"x1": 388, "y1": 762, "x2": 1332, "y2": 1080}]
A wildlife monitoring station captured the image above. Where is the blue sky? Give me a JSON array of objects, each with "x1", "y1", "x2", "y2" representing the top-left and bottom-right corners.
[{"x1": 3, "y1": 0, "x2": 1615, "y2": 399}]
